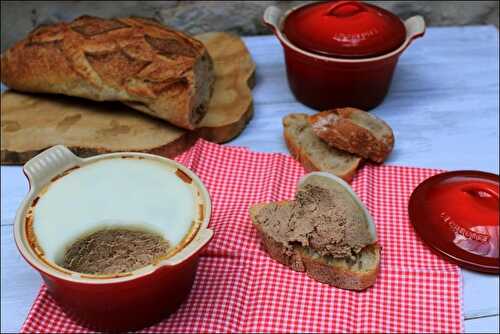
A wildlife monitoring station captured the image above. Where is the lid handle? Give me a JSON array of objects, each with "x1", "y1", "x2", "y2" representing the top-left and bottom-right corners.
[
  {"x1": 263, "y1": 6, "x2": 283, "y2": 32},
  {"x1": 404, "y1": 15, "x2": 426, "y2": 41},
  {"x1": 327, "y1": 1, "x2": 366, "y2": 17}
]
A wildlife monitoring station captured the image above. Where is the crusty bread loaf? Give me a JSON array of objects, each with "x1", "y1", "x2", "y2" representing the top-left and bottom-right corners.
[
  {"x1": 250, "y1": 203, "x2": 380, "y2": 291},
  {"x1": 308, "y1": 108, "x2": 394, "y2": 163},
  {"x1": 283, "y1": 113, "x2": 362, "y2": 182},
  {"x1": 0, "y1": 16, "x2": 214, "y2": 130}
]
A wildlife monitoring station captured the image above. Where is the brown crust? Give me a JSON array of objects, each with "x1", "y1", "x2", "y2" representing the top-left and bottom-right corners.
[
  {"x1": 283, "y1": 121, "x2": 360, "y2": 183},
  {"x1": 298, "y1": 244, "x2": 380, "y2": 291},
  {"x1": 308, "y1": 108, "x2": 394, "y2": 163},
  {"x1": 250, "y1": 203, "x2": 380, "y2": 291},
  {"x1": 0, "y1": 16, "x2": 214, "y2": 130}
]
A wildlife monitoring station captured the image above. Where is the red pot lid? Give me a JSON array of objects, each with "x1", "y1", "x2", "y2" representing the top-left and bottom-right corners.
[
  {"x1": 283, "y1": 1, "x2": 406, "y2": 58},
  {"x1": 409, "y1": 171, "x2": 499, "y2": 273}
]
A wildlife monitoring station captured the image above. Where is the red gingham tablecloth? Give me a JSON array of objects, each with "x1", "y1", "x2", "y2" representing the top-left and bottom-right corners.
[{"x1": 21, "y1": 139, "x2": 463, "y2": 333}]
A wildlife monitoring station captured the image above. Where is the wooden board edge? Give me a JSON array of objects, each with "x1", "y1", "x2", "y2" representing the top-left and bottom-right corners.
[
  {"x1": 196, "y1": 60, "x2": 256, "y2": 143},
  {"x1": 0, "y1": 130, "x2": 197, "y2": 165},
  {"x1": 196, "y1": 101, "x2": 254, "y2": 143}
]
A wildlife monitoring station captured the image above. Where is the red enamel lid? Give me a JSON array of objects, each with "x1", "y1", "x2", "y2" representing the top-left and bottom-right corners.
[
  {"x1": 409, "y1": 171, "x2": 499, "y2": 273},
  {"x1": 283, "y1": 1, "x2": 407, "y2": 58}
]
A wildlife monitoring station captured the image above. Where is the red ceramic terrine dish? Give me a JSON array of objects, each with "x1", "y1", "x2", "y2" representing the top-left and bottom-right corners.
[
  {"x1": 264, "y1": 0, "x2": 426, "y2": 110},
  {"x1": 14, "y1": 145, "x2": 213, "y2": 331}
]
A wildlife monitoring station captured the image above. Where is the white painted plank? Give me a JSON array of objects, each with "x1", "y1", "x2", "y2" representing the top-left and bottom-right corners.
[
  {"x1": 1, "y1": 167, "x2": 29, "y2": 226},
  {"x1": 465, "y1": 315, "x2": 500, "y2": 333},
  {"x1": 0, "y1": 225, "x2": 42, "y2": 334},
  {"x1": 463, "y1": 270, "x2": 500, "y2": 319}
]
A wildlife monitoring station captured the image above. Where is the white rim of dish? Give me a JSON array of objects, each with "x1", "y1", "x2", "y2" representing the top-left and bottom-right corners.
[
  {"x1": 14, "y1": 146, "x2": 213, "y2": 284},
  {"x1": 298, "y1": 171, "x2": 377, "y2": 241}
]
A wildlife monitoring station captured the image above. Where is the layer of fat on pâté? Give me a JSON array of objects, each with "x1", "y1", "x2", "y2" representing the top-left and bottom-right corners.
[{"x1": 32, "y1": 158, "x2": 199, "y2": 264}]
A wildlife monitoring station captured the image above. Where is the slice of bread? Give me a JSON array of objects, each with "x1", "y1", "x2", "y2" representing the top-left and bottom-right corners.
[
  {"x1": 249, "y1": 172, "x2": 380, "y2": 291},
  {"x1": 283, "y1": 113, "x2": 362, "y2": 182},
  {"x1": 250, "y1": 202, "x2": 380, "y2": 291},
  {"x1": 308, "y1": 108, "x2": 394, "y2": 163}
]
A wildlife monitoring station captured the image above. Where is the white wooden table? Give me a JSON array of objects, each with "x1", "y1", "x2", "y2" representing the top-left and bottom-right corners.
[{"x1": 1, "y1": 26, "x2": 499, "y2": 333}]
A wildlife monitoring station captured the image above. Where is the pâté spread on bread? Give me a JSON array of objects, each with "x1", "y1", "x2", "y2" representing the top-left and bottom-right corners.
[
  {"x1": 254, "y1": 182, "x2": 374, "y2": 258},
  {"x1": 250, "y1": 173, "x2": 380, "y2": 291}
]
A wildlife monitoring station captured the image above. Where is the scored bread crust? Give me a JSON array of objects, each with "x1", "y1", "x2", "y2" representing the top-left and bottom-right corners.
[
  {"x1": 308, "y1": 108, "x2": 394, "y2": 163},
  {"x1": 283, "y1": 113, "x2": 361, "y2": 182},
  {"x1": 250, "y1": 203, "x2": 380, "y2": 291},
  {"x1": 0, "y1": 16, "x2": 214, "y2": 130}
]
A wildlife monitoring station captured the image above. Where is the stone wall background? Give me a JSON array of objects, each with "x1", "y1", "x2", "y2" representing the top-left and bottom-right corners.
[{"x1": 1, "y1": 1, "x2": 499, "y2": 52}]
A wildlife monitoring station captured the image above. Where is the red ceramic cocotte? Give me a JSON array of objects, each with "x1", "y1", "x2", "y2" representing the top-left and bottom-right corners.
[
  {"x1": 264, "y1": 1, "x2": 426, "y2": 110},
  {"x1": 14, "y1": 145, "x2": 214, "y2": 331}
]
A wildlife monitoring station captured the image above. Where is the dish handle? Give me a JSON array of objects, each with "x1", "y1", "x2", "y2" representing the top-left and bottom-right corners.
[
  {"x1": 23, "y1": 145, "x2": 82, "y2": 191},
  {"x1": 263, "y1": 6, "x2": 283, "y2": 32},
  {"x1": 164, "y1": 228, "x2": 214, "y2": 266},
  {"x1": 405, "y1": 15, "x2": 426, "y2": 43}
]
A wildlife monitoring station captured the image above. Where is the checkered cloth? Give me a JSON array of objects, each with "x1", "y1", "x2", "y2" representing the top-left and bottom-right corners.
[{"x1": 21, "y1": 139, "x2": 463, "y2": 333}]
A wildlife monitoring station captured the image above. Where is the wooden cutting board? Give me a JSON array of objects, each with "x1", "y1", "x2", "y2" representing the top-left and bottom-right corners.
[{"x1": 1, "y1": 32, "x2": 256, "y2": 165}]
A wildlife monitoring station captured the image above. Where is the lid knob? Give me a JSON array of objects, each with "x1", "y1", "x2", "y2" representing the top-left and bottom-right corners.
[
  {"x1": 462, "y1": 183, "x2": 499, "y2": 200},
  {"x1": 462, "y1": 183, "x2": 499, "y2": 211},
  {"x1": 327, "y1": 1, "x2": 366, "y2": 17}
]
